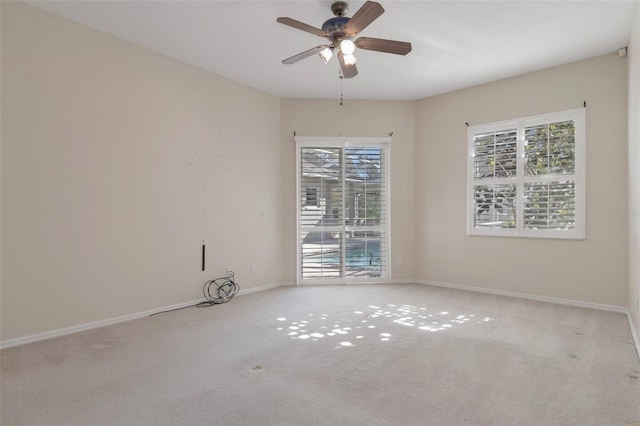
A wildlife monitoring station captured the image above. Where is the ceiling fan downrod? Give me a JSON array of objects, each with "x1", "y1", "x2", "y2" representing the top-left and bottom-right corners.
[{"x1": 331, "y1": 2, "x2": 349, "y2": 17}]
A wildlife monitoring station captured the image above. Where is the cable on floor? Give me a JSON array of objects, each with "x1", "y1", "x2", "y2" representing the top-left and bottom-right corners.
[
  {"x1": 196, "y1": 271, "x2": 240, "y2": 307},
  {"x1": 150, "y1": 271, "x2": 240, "y2": 316}
]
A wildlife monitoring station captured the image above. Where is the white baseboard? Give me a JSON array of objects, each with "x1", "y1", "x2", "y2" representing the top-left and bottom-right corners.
[
  {"x1": 391, "y1": 278, "x2": 416, "y2": 284},
  {"x1": 238, "y1": 281, "x2": 294, "y2": 296},
  {"x1": 628, "y1": 312, "x2": 640, "y2": 362},
  {"x1": 0, "y1": 281, "x2": 291, "y2": 350},
  {"x1": 3, "y1": 279, "x2": 636, "y2": 358},
  {"x1": 416, "y1": 279, "x2": 628, "y2": 313},
  {"x1": 416, "y1": 279, "x2": 639, "y2": 360}
]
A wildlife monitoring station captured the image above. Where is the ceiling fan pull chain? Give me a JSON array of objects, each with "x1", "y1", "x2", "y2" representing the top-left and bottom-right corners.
[{"x1": 339, "y1": 71, "x2": 344, "y2": 106}]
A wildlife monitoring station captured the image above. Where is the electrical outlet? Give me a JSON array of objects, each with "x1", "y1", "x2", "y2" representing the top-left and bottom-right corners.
[
  {"x1": 226, "y1": 268, "x2": 233, "y2": 277},
  {"x1": 250, "y1": 263, "x2": 256, "y2": 273},
  {"x1": 395, "y1": 258, "x2": 402, "y2": 266}
]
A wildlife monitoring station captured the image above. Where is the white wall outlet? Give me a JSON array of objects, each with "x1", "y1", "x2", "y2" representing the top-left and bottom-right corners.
[
  {"x1": 226, "y1": 268, "x2": 233, "y2": 277},
  {"x1": 250, "y1": 263, "x2": 256, "y2": 273},
  {"x1": 395, "y1": 257, "x2": 402, "y2": 266}
]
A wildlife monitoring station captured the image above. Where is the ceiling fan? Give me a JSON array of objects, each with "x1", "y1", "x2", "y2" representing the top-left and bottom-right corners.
[{"x1": 277, "y1": 1, "x2": 412, "y2": 78}]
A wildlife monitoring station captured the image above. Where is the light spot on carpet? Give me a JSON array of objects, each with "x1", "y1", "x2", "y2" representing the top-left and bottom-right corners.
[
  {"x1": 340, "y1": 341, "x2": 353, "y2": 347},
  {"x1": 272, "y1": 302, "x2": 489, "y2": 345},
  {"x1": 91, "y1": 344, "x2": 109, "y2": 349}
]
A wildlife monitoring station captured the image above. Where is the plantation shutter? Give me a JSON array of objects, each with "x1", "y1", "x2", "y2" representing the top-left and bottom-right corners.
[
  {"x1": 468, "y1": 108, "x2": 585, "y2": 239},
  {"x1": 523, "y1": 120, "x2": 577, "y2": 231},
  {"x1": 472, "y1": 129, "x2": 518, "y2": 229},
  {"x1": 299, "y1": 147, "x2": 344, "y2": 280},
  {"x1": 297, "y1": 138, "x2": 390, "y2": 284},
  {"x1": 344, "y1": 146, "x2": 388, "y2": 279}
]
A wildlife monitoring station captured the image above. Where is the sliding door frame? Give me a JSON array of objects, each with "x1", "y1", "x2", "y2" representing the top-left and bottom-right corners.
[{"x1": 295, "y1": 136, "x2": 391, "y2": 286}]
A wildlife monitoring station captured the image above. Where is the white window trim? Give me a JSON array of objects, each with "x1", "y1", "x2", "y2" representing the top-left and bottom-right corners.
[
  {"x1": 467, "y1": 108, "x2": 586, "y2": 239},
  {"x1": 295, "y1": 136, "x2": 392, "y2": 285}
]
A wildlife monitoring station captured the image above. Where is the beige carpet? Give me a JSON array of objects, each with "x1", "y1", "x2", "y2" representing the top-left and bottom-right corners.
[{"x1": 2, "y1": 284, "x2": 640, "y2": 425}]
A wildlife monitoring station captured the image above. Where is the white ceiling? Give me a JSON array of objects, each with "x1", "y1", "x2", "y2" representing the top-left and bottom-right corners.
[{"x1": 27, "y1": 0, "x2": 637, "y2": 101}]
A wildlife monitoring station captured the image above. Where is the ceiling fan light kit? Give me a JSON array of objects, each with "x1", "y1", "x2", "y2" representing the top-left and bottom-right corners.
[{"x1": 277, "y1": 1, "x2": 412, "y2": 78}]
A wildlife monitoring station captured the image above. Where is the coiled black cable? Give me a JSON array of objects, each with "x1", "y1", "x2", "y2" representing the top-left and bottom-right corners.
[
  {"x1": 150, "y1": 272, "x2": 240, "y2": 316},
  {"x1": 197, "y1": 271, "x2": 240, "y2": 307}
]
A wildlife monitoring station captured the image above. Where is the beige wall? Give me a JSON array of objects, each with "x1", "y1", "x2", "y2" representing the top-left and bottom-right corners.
[
  {"x1": 628, "y1": 2, "x2": 640, "y2": 342},
  {"x1": 415, "y1": 53, "x2": 629, "y2": 307},
  {"x1": 1, "y1": 1, "x2": 634, "y2": 344},
  {"x1": 280, "y1": 99, "x2": 416, "y2": 283},
  {"x1": 1, "y1": 2, "x2": 283, "y2": 341}
]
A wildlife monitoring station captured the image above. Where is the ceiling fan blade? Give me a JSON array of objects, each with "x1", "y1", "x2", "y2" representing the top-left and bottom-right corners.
[
  {"x1": 343, "y1": 1, "x2": 385, "y2": 36},
  {"x1": 277, "y1": 17, "x2": 327, "y2": 37},
  {"x1": 282, "y1": 45, "x2": 330, "y2": 65},
  {"x1": 355, "y1": 37, "x2": 412, "y2": 55},
  {"x1": 338, "y1": 52, "x2": 358, "y2": 78}
]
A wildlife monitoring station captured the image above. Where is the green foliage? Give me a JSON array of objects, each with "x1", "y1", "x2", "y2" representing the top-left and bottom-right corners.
[{"x1": 525, "y1": 120, "x2": 575, "y2": 176}]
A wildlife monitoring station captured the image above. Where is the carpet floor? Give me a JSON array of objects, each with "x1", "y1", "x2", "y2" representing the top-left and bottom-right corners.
[{"x1": 1, "y1": 284, "x2": 640, "y2": 425}]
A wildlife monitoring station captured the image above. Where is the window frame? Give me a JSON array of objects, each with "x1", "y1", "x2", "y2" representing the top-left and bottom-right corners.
[{"x1": 467, "y1": 108, "x2": 586, "y2": 239}]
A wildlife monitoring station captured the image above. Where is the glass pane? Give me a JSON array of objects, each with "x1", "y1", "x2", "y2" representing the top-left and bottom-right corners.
[
  {"x1": 473, "y1": 184, "x2": 517, "y2": 228},
  {"x1": 344, "y1": 147, "x2": 385, "y2": 227},
  {"x1": 524, "y1": 181, "x2": 575, "y2": 230},
  {"x1": 473, "y1": 129, "x2": 517, "y2": 179},
  {"x1": 525, "y1": 120, "x2": 575, "y2": 176},
  {"x1": 300, "y1": 148, "x2": 343, "y2": 227},
  {"x1": 300, "y1": 230, "x2": 343, "y2": 279},
  {"x1": 345, "y1": 231, "x2": 386, "y2": 277}
]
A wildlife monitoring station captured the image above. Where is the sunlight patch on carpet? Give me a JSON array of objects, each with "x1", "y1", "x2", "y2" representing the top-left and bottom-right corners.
[{"x1": 270, "y1": 302, "x2": 493, "y2": 347}]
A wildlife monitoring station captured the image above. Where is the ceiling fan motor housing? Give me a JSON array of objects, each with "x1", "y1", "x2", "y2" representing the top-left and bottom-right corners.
[{"x1": 322, "y1": 16, "x2": 350, "y2": 42}]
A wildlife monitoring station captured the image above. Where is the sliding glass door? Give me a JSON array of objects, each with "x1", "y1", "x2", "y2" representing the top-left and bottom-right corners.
[{"x1": 296, "y1": 137, "x2": 390, "y2": 285}]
